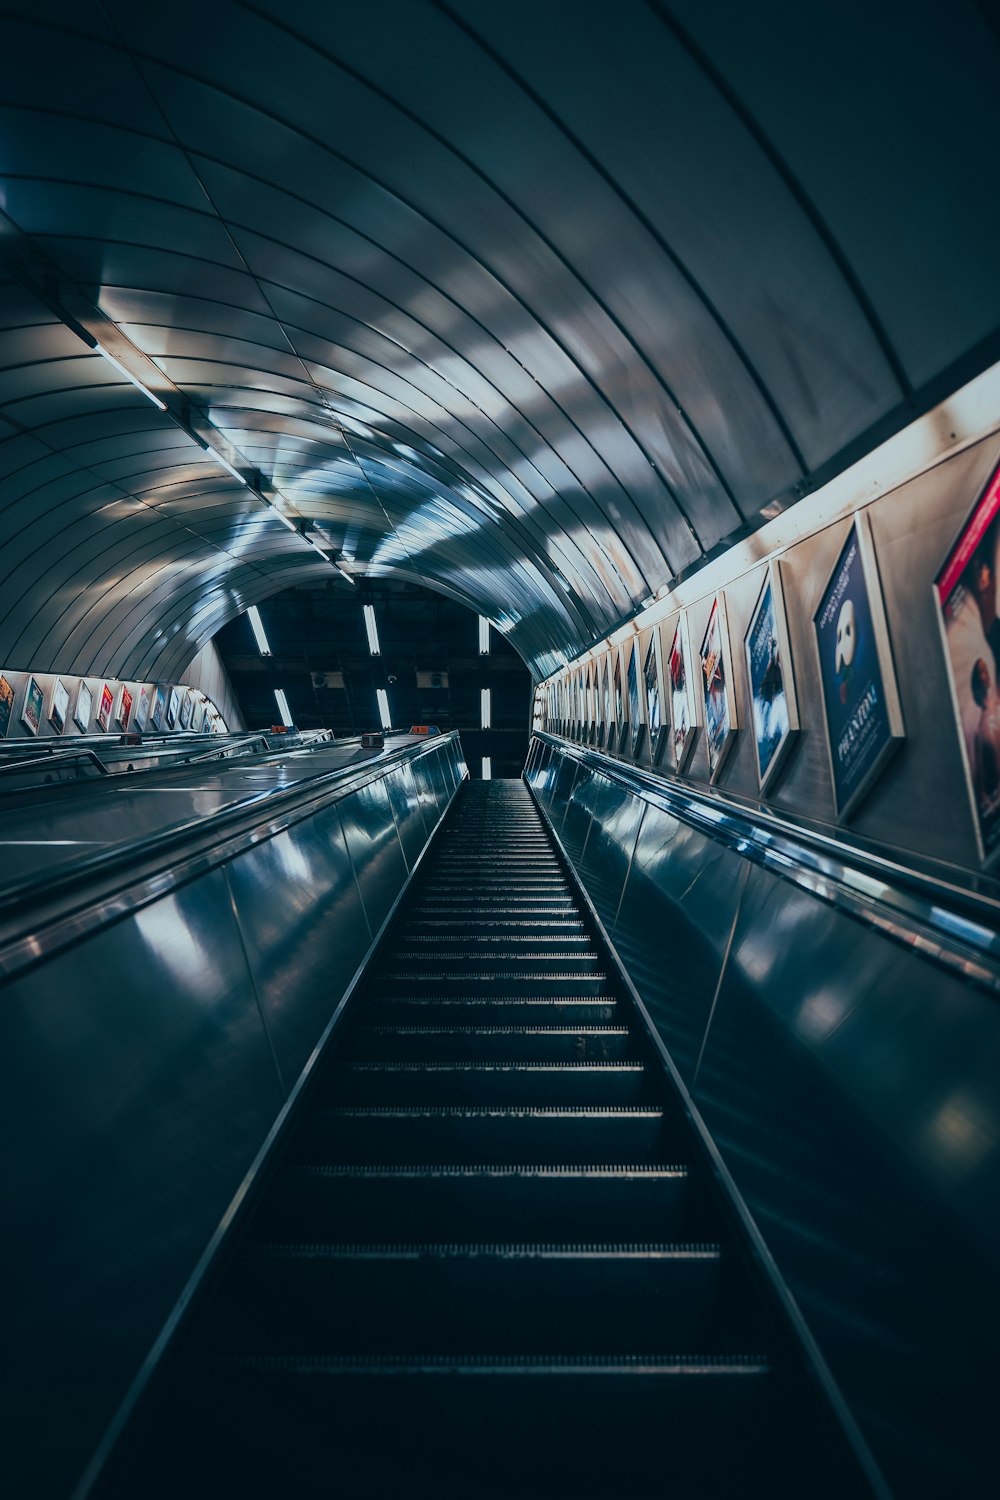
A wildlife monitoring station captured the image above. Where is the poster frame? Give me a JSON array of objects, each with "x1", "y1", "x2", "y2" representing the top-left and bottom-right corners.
[
  {"x1": 744, "y1": 561, "x2": 800, "y2": 795},
  {"x1": 134, "y1": 684, "x2": 151, "y2": 732},
  {"x1": 641, "y1": 624, "x2": 668, "y2": 766},
  {"x1": 73, "y1": 680, "x2": 94, "y2": 734},
  {"x1": 0, "y1": 674, "x2": 13, "y2": 739},
  {"x1": 667, "y1": 611, "x2": 699, "y2": 773},
  {"x1": 699, "y1": 592, "x2": 739, "y2": 783},
  {"x1": 626, "y1": 637, "x2": 646, "y2": 756},
  {"x1": 812, "y1": 511, "x2": 904, "y2": 821},
  {"x1": 597, "y1": 652, "x2": 611, "y2": 749},
  {"x1": 115, "y1": 684, "x2": 134, "y2": 733},
  {"x1": 611, "y1": 646, "x2": 626, "y2": 754},
  {"x1": 150, "y1": 684, "x2": 167, "y2": 733},
  {"x1": 97, "y1": 683, "x2": 114, "y2": 733},
  {"x1": 167, "y1": 686, "x2": 181, "y2": 730},
  {"x1": 932, "y1": 458, "x2": 1000, "y2": 868},
  {"x1": 48, "y1": 678, "x2": 70, "y2": 735},
  {"x1": 21, "y1": 675, "x2": 43, "y2": 736}
]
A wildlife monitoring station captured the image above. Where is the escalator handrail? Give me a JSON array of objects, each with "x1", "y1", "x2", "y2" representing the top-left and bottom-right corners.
[
  {"x1": 0, "y1": 746, "x2": 110, "y2": 778},
  {"x1": 532, "y1": 731, "x2": 1000, "y2": 992},
  {"x1": 0, "y1": 732, "x2": 462, "y2": 971}
]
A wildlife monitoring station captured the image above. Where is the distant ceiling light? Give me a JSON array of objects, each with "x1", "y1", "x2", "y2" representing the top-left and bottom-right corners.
[
  {"x1": 204, "y1": 443, "x2": 247, "y2": 485},
  {"x1": 478, "y1": 616, "x2": 491, "y2": 654},
  {"x1": 376, "y1": 687, "x2": 392, "y2": 730},
  {"x1": 335, "y1": 562, "x2": 356, "y2": 586},
  {"x1": 247, "y1": 605, "x2": 271, "y2": 656},
  {"x1": 363, "y1": 604, "x2": 381, "y2": 655},
  {"x1": 274, "y1": 688, "x2": 294, "y2": 727},
  {"x1": 481, "y1": 756, "x2": 492, "y2": 781},
  {"x1": 480, "y1": 687, "x2": 492, "y2": 730},
  {"x1": 272, "y1": 509, "x2": 299, "y2": 532},
  {"x1": 93, "y1": 342, "x2": 167, "y2": 411}
]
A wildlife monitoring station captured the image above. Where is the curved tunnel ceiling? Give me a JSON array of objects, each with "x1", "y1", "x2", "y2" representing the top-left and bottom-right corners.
[{"x1": 1, "y1": 0, "x2": 999, "y2": 683}]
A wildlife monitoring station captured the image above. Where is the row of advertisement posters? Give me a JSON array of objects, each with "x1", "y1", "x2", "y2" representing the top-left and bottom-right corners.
[
  {"x1": 543, "y1": 457, "x2": 1000, "y2": 867},
  {"x1": 0, "y1": 673, "x2": 220, "y2": 741}
]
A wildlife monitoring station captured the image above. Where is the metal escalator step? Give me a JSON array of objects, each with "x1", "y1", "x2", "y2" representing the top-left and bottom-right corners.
[
  {"x1": 367, "y1": 996, "x2": 620, "y2": 1023},
  {"x1": 333, "y1": 1060, "x2": 652, "y2": 1105},
  {"x1": 346, "y1": 1023, "x2": 635, "y2": 1063},
  {"x1": 299, "y1": 1103, "x2": 677, "y2": 1163},
  {"x1": 257, "y1": 1161, "x2": 698, "y2": 1241},
  {"x1": 373, "y1": 974, "x2": 614, "y2": 998}
]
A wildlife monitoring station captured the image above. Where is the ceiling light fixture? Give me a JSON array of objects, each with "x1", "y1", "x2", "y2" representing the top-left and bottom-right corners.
[
  {"x1": 204, "y1": 443, "x2": 247, "y2": 485},
  {"x1": 93, "y1": 342, "x2": 167, "y2": 411}
]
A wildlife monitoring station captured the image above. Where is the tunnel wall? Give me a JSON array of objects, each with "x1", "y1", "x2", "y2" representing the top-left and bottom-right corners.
[
  {"x1": 526, "y1": 735, "x2": 998, "y2": 1497},
  {"x1": 1, "y1": 734, "x2": 466, "y2": 1499},
  {"x1": 540, "y1": 428, "x2": 1000, "y2": 879}
]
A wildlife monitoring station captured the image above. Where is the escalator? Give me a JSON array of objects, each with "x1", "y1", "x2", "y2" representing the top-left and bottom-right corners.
[{"x1": 87, "y1": 780, "x2": 876, "y2": 1498}]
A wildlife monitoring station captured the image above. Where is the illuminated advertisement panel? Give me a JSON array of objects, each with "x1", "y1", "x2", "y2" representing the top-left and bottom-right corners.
[
  {"x1": 0, "y1": 675, "x2": 14, "y2": 738},
  {"x1": 73, "y1": 681, "x2": 94, "y2": 733},
  {"x1": 668, "y1": 614, "x2": 697, "y2": 772},
  {"x1": 49, "y1": 679, "x2": 70, "y2": 734},
  {"x1": 97, "y1": 683, "x2": 114, "y2": 732},
  {"x1": 745, "y1": 562, "x2": 799, "y2": 793}
]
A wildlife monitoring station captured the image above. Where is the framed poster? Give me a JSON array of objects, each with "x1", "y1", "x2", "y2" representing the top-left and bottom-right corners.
[
  {"x1": 178, "y1": 689, "x2": 193, "y2": 730},
  {"x1": 150, "y1": 684, "x2": 167, "y2": 732},
  {"x1": 642, "y1": 628, "x2": 667, "y2": 765},
  {"x1": 598, "y1": 653, "x2": 612, "y2": 749},
  {"x1": 191, "y1": 698, "x2": 207, "y2": 734},
  {"x1": 134, "y1": 684, "x2": 151, "y2": 732},
  {"x1": 21, "y1": 675, "x2": 43, "y2": 735},
  {"x1": 813, "y1": 513, "x2": 904, "y2": 820},
  {"x1": 73, "y1": 681, "x2": 94, "y2": 733},
  {"x1": 49, "y1": 678, "x2": 70, "y2": 735},
  {"x1": 699, "y1": 594, "x2": 739, "y2": 782},
  {"x1": 0, "y1": 674, "x2": 14, "y2": 738},
  {"x1": 167, "y1": 686, "x2": 181, "y2": 729},
  {"x1": 97, "y1": 683, "x2": 114, "y2": 733},
  {"x1": 933, "y1": 457, "x2": 1000, "y2": 866},
  {"x1": 612, "y1": 650, "x2": 625, "y2": 751},
  {"x1": 116, "y1": 685, "x2": 133, "y2": 732},
  {"x1": 668, "y1": 613, "x2": 698, "y2": 772},
  {"x1": 745, "y1": 562, "x2": 800, "y2": 793},
  {"x1": 626, "y1": 640, "x2": 645, "y2": 755},
  {"x1": 581, "y1": 667, "x2": 593, "y2": 743}
]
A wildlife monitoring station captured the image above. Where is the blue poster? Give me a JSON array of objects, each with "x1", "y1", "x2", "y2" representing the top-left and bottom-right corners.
[
  {"x1": 814, "y1": 520, "x2": 901, "y2": 817},
  {"x1": 746, "y1": 577, "x2": 792, "y2": 788}
]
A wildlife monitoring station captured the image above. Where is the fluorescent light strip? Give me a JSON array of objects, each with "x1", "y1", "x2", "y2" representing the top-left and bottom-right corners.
[
  {"x1": 274, "y1": 688, "x2": 294, "y2": 727},
  {"x1": 480, "y1": 687, "x2": 492, "y2": 729},
  {"x1": 481, "y1": 756, "x2": 492, "y2": 781},
  {"x1": 247, "y1": 605, "x2": 271, "y2": 656},
  {"x1": 376, "y1": 688, "x2": 392, "y2": 729},
  {"x1": 336, "y1": 562, "x2": 356, "y2": 586},
  {"x1": 204, "y1": 443, "x2": 247, "y2": 485},
  {"x1": 363, "y1": 604, "x2": 381, "y2": 655},
  {"x1": 273, "y1": 509, "x2": 299, "y2": 532},
  {"x1": 94, "y1": 342, "x2": 167, "y2": 411},
  {"x1": 478, "y1": 616, "x2": 491, "y2": 654}
]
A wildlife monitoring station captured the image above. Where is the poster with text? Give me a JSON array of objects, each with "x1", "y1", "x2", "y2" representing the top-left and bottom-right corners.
[
  {"x1": 167, "y1": 686, "x2": 181, "y2": 729},
  {"x1": 134, "y1": 684, "x2": 151, "y2": 731},
  {"x1": 191, "y1": 698, "x2": 207, "y2": 734},
  {"x1": 643, "y1": 630, "x2": 666, "y2": 763},
  {"x1": 151, "y1": 684, "x2": 167, "y2": 732},
  {"x1": 813, "y1": 515, "x2": 903, "y2": 819},
  {"x1": 74, "y1": 681, "x2": 93, "y2": 733},
  {"x1": 21, "y1": 675, "x2": 43, "y2": 735},
  {"x1": 613, "y1": 651, "x2": 625, "y2": 748},
  {"x1": 601, "y1": 654, "x2": 613, "y2": 748},
  {"x1": 49, "y1": 678, "x2": 69, "y2": 734},
  {"x1": 0, "y1": 675, "x2": 13, "y2": 738},
  {"x1": 668, "y1": 614, "x2": 697, "y2": 772},
  {"x1": 699, "y1": 594, "x2": 738, "y2": 782},
  {"x1": 626, "y1": 640, "x2": 644, "y2": 754},
  {"x1": 116, "y1": 685, "x2": 133, "y2": 732},
  {"x1": 179, "y1": 689, "x2": 193, "y2": 730},
  {"x1": 97, "y1": 683, "x2": 114, "y2": 732},
  {"x1": 745, "y1": 563, "x2": 799, "y2": 793},
  {"x1": 933, "y1": 458, "x2": 1000, "y2": 865}
]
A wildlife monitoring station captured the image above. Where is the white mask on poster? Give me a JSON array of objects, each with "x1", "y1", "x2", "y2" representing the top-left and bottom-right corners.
[{"x1": 835, "y1": 599, "x2": 856, "y2": 675}]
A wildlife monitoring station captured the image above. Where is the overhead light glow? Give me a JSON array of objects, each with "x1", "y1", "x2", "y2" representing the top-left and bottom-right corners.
[
  {"x1": 478, "y1": 616, "x2": 491, "y2": 654},
  {"x1": 336, "y1": 561, "x2": 356, "y2": 586},
  {"x1": 274, "y1": 688, "x2": 294, "y2": 727},
  {"x1": 481, "y1": 756, "x2": 492, "y2": 781},
  {"x1": 363, "y1": 604, "x2": 381, "y2": 655},
  {"x1": 204, "y1": 443, "x2": 247, "y2": 485},
  {"x1": 480, "y1": 687, "x2": 492, "y2": 729},
  {"x1": 247, "y1": 605, "x2": 271, "y2": 656},
  {"x1": 94, "y1": 342, "x2": 167, "y2": 411},
  {"x1": 376, "y1": 687, "x2": 391, "y2": 729},
  {"x1": 273, "y1": 509, "x2": 299, "y2": 532}
]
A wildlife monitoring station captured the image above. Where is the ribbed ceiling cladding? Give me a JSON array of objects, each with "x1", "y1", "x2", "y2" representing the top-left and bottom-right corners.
[{"x1": 0, "y1": 1, "x2": 998, "y2": 683}]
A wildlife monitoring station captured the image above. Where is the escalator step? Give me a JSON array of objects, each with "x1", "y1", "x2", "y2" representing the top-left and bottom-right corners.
[
  {"x1": 346, "y1": 1023, "x2": 635, "y2": 1062},
  {"x1": 332, "y1": 1059, "x2": 653, "y2": 1104}
]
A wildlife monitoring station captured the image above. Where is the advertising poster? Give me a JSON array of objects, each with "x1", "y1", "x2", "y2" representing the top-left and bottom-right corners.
[
  {"x1": 745, "y1": 563, "x2": 799, "y2": 793},
  {"x1": 933, "y1": 458, "x2": 1000, "y2": 865},
  {"x1": 626, "y1": 640, "x2": 644, "y2": 755},
  {"x1": 151, "y1": 684, "x2": 167, "y2": 732},
  {"x1": 49, "y1": 678, "x2": 70, "y2": 735},
  {"x1": 73, "y1": 681, "x2": 93, "y2": 733},
  {"x1": 21, "y1": 675, "x2": 43, "y2": 735},
  {"x1": 179, "y1": 689, "x2": 193, "y2": 730},
  {"x1": 668, "y1": 614, "x2": 697, "y2": 772},
  {"x1": 0, "y1": 675, "x2": 13, "y2": 738},
  {"x1": 134, "y1": 684, "x2": 151, "y2": 732},
  {"x1": 643, "y1": 630, "x2": 666, "y2": 765},
  {"x1": 583, "y1": 668, "x2": 593, "y2": 742},
  {"x1": 813, "y1": 514, "x2": 903, "y2": 820},
  {"x1": 613, "y1": 652, "x2": 625, "y2": 748},
  {"x1": 191, "y1": 698, "x2": 207, "y2": 734},
  {"x1": 167, "y1": 686, "x2": 181, "y2": 729},
  {"x1": 116, "y1": 685, "x2": 133, "y2": 732},
  {"x1": 699, "y1": 595, "x2": 738, "y2": 782},
  {"x1": 97, "y1": 683, "x2": 114, "y2": 733},
  {"x1": 600, "y1": 654, "x2": 612, "y2": 748}
]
